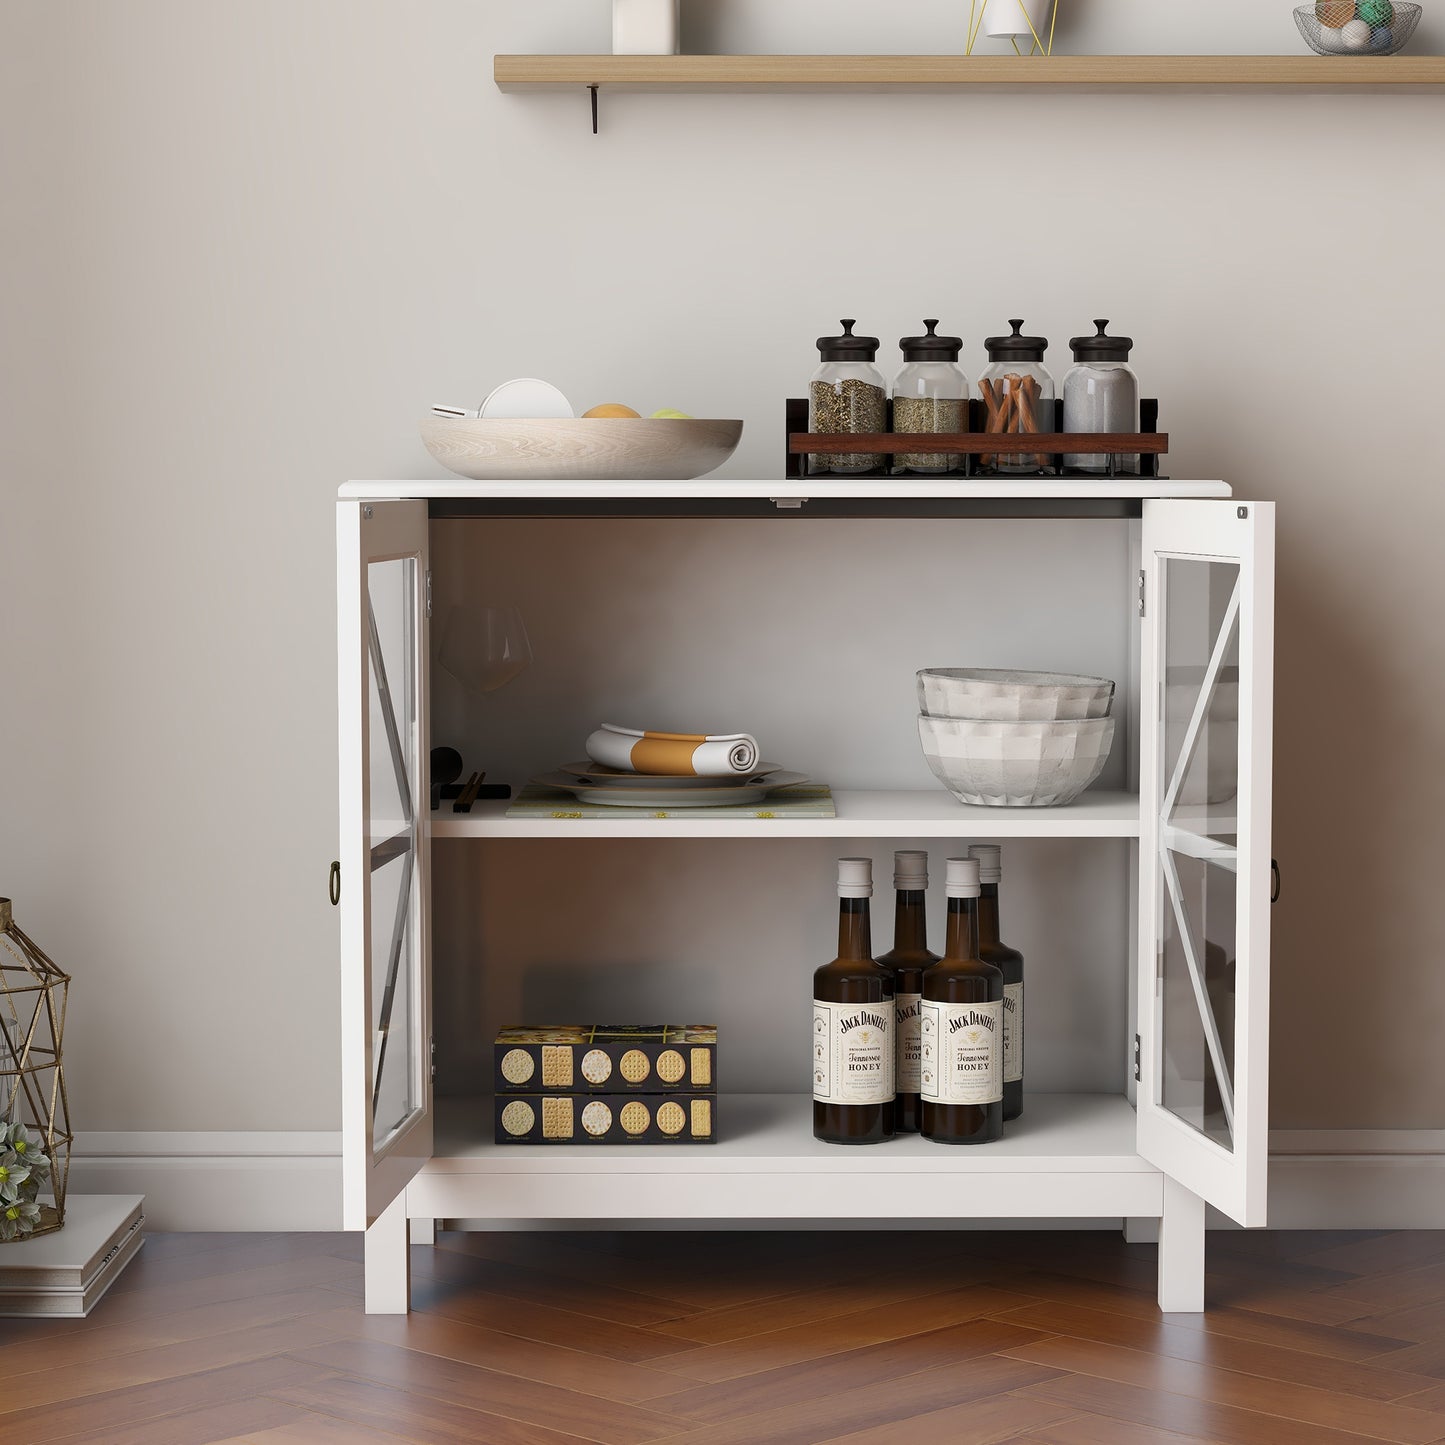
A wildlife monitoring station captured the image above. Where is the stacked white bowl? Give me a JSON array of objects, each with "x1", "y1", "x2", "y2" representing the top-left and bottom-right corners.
[{"x1": 916, "y1": 669, "x2": 1117, "y2": 807}]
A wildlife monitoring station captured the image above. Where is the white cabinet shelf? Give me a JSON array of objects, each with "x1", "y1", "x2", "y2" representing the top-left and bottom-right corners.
[
  {"x1": 340, "y1": 478, "x2": 1231, "y2": 502},
  {"x1": 411, "y1": 1093, "x2": 1164, "y2": 1222},
  {"x1": 432, "y1": 788, "x2": 1142, "y2": 840}
]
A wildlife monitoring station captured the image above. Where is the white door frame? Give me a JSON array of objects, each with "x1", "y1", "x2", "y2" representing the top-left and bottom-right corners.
[
  {"x1": 338, "y1": 499, "x2": 433, "y2": 1231},
  {"x1": 1137, "y1": 500, "x2": 1274, "y2": 1227}
]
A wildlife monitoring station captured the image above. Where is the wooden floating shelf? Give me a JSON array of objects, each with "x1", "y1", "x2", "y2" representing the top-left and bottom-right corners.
[{"x1": 494, "y1": 53, "x2": 1445, "y2": 92}]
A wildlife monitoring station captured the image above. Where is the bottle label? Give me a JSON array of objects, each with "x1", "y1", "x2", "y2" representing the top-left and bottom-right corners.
[
  {"x1": 895, "y1": 992, "x2": 923, "y2": 1093},
  {"x1": 1003, "y1": 983, "x2": 1024, "y2": 1084},
  {"x1": 813, "y1": 999, "x2": 895, "y2": 1105},
  {"x1": 920, "y1": 999, "x2": 1002, "y2": 1105}
]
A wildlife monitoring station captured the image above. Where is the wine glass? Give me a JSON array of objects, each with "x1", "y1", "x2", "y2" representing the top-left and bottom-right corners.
[{"x1": 438, "y1": 605, "x2": 532, "y2": 696}]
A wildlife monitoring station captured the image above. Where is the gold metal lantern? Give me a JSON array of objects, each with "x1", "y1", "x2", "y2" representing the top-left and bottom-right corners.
[{"x1": 0, "y1": 898, "x2": 71, "y2": 1240}]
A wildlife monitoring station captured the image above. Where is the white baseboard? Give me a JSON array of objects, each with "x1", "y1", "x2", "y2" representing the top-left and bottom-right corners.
[
  {"x1": 1263, "y1": 1129, "x2": 1445, "y2": 1229},
  {"x1": 67, "y1": 1128, "x2": 1445, "y2": 1232},
  {"x1": 70, "y1": 1132, "x2": 343, "y2": 1231}
]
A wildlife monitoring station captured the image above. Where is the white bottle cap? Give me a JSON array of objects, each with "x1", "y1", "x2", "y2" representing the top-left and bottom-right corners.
[
  {"x1": 945, "y1": 857, "x2": 981, "y2": 898},
  {"x1": 968, "y1": 844, "x2": 1002, "y2": 883},
  {"x1": 837, "y1": 857, "x2": 873, "y2": 898},
  {"x1": 893, "y1": 850, "x2": 928, "y2": 890}
]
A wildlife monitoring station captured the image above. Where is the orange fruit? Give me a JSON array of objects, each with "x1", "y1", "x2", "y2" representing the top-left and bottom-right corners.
[{"x1": 583, "y1": 403, "x2": 641, "y2": 419}]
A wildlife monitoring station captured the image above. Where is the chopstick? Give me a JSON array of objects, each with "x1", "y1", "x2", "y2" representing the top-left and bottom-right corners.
[{"x1": 453, "y1": 771, "x2": 485, "y2": 813}]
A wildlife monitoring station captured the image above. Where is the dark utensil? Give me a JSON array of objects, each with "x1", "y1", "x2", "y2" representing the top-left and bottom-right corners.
[
  {"x1": 431, "y1": 747, "x2": 463, "y2": 810},
  {"x1": 453, "y1": 771, "x2": 484, "y2": 813}
]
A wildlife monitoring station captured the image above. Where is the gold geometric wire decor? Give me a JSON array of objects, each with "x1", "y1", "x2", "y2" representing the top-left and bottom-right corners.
[
  {"x1": 0, "y1": 898, "x2": 71, "y2": 1241},
  {"x1": 965, "y1": 0, "x2": 1063, "y2": 56}
]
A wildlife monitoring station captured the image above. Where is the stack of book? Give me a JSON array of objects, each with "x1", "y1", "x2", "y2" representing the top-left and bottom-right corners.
[{"x1": 0, "y1": 1195, "x2": 144, "y2": 1317}]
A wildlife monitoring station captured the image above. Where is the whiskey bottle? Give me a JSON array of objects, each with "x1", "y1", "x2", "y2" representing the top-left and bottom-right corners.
[
  {"x1": 970, "y1": 844, "x2": 1025, "y2": 1121},
  {"x1": 813, "y1": 858, "x2": 895, "y2": 1144},
  {"x1": 876, "y1": 850, "x2": 938, "y2": 1134},
  {"x1": 921, "y1": 857, "x2": 1003, "y2": 1146}
]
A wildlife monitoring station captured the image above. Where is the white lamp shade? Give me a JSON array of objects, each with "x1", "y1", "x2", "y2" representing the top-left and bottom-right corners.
[{"x1": 982, "y1": 0, "x2": 1051, "y2": 39}]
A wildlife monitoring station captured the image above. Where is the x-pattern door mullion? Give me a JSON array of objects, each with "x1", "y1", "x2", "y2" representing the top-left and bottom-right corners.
[
  {"x1": 1161, "y1": 576, "x2": 1240, "y2": 822},
  {"x1": 367, "y1": 601, "x2": 414, "y2": 830},
  {"x1": 1161, "y1": 842, "x2": 1235, "y2": 1134}
]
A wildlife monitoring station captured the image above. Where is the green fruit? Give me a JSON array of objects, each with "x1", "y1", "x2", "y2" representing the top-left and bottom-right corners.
[{"x1": 649, "y1": 408, "x2": 692, "y2": 420}]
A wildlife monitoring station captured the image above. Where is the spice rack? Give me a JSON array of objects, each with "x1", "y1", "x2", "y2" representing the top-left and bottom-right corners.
[{"x1": 784, "y1": 398, "x2": 1168, "y2": 480}]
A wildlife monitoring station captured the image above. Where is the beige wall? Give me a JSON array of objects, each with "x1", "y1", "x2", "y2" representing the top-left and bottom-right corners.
[{"x1": 3, "y1": 1, "x2": 1443, "y2": 1135}]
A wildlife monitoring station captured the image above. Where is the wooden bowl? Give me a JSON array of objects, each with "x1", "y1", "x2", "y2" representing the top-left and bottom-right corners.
[{"x1": 420, "y1": 415, "x2": 743, "y2": 482}]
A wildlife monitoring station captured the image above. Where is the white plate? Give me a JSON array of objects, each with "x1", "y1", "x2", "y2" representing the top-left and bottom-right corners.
[
  {"x1": 478, "y1": 378, "x2": 574, "y2": 420},
  {"x1": 533, "y1": 771, "x2": 809, "y2": 809},
  {"x1": 556, "y1": 761, "x2": 783, "y2": 789}
]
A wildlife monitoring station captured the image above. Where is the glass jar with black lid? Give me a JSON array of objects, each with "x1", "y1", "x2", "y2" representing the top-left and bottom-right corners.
[
  {"x1": 891, "y1": 320, "x2": 969, "y2": 475},
  {"x1": 979, "y1": 320, "x2": 1056, "y2": 476},
  {"x1": 1063, "y1": 320, "x2": 1140, "y2": 474},
  {"x1": 808, "y1": 320, "x2": 886, "y2": 476}
]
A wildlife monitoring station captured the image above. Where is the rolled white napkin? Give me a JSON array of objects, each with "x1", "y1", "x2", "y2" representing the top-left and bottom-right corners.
[{"x1": 585, "y1": 724, "x2": 760, "y2": 776}]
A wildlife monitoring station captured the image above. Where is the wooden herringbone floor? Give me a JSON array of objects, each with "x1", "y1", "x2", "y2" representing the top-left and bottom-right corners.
[{"x1": 3, "y1": 1229, "x2": 1445, "y2": 1443}]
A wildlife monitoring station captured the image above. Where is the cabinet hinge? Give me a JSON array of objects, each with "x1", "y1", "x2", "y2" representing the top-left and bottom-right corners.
[
  {"x1": 1137, "y1": 570, "x2": 1146, "y2": 618},
  {"x1": 1133, "y1": 1032, "x2": 1142, "y2": 1083},
  {"x1": 424, "y1": 569, "x2": 433, "y2": 620},
  {"x1": 430, "y1": 1035, "x2": 436, "y2": 1079}
]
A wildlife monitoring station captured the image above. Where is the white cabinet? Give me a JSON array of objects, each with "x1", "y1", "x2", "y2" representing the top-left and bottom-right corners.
[{"x1": 336, "y1": 478, "x2": 1274, "y2": 1315}]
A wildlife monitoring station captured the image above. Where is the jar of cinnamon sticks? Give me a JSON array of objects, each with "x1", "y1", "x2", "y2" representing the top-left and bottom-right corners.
[{"x1": 979, "y1": 320, "x2": 1056, "y2": 476}]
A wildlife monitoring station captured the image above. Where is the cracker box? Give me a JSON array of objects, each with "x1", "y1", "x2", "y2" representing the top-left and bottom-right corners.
[
  {"x1": 494, "y1": 1025, "x2": 718, "y2": 1094},
  {"x1": 494, "y1": 1093, "x2": 718, "y2": 1145}
]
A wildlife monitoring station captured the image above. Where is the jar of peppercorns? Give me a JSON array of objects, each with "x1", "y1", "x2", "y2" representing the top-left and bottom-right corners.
[{"x1": 808, "y1": 320, "x2": 886, "y2": 476}]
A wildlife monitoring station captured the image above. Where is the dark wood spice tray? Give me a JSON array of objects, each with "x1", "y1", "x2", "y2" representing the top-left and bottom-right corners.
[{"x1": 784, "y1": 398, "x2": 1167, "y2": 480}]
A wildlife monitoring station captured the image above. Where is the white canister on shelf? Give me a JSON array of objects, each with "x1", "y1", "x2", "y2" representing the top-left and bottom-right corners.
[
  {"x1": 613, "y1": 0, "x2": 680, "y2": 56},
  {"x1": 982, "y1": 0, "x2": 1051, "y2": 40}
]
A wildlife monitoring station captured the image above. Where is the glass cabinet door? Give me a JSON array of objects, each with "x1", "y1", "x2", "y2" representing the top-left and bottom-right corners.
[
  {"x1": 1137, "y1": 501, "x2": 1274, "y2": 1227},
  {"x1": 339, "y1": 500, "x2": 432, "y2": 1229}
]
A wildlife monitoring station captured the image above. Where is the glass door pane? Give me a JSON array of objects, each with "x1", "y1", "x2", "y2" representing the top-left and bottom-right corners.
[
  {"x1": 1157, "y1": 557, "x2": 1240, "y2": 1152},
  {"x1": 367, "y1": 556, "x2": 419, "y2": 1151}
]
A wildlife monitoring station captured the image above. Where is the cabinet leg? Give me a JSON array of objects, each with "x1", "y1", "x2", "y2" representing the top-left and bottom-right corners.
[
  {"x1": 1123, "y1": 1217, "x2": 1158, "y2": 1245},
  {"x1": 409, "y1": 1216, "x2": 437, "y2": 1247},
  {"x1": 1157, "y1": 1176, "x2": 1206, "y2": 1313},
  {"x1": 364, "y1": 1193, "x2": 410, "y2": 1315}
]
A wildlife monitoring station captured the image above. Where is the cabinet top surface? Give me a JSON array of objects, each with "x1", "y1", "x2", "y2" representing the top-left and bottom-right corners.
[{"x1": 339, "y1": 478, "x2": 1231, "y2": 501}]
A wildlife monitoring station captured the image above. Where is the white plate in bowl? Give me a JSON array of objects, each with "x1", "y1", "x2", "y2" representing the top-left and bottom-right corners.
[
  {"x1": 556, "y1": 761, "x2": 783, "y2": 789},
  {"x1": 534, "y1": 771, "x2": 808, "y2": 808},
  {"x1": 477, "y1": 378, "x2": 574, "y2": 419}
]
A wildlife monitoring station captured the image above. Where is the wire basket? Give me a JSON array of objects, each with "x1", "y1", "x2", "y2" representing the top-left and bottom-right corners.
[{"x1": 1294, "y1": 3, "x2": 1421, "y2": 55}]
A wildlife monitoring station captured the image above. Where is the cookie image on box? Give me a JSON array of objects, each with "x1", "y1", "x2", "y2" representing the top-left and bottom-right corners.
[
  {"x1": 619, "y1": 1100, "x2": 651, "y2": 1135},
  {"x1": 496, "y1": 1093, "x2": 715, "y2": 1145},
  {"x1": 501, "y1": 1100, "x2": 535, "y2": 1137},
  {"x1": 542, "y1": 1097, "x2": 574, "y2": 1139},
  {"x1": 581, "y1": 1049, "x2": 612, "y2": 1085},
  {"x1": 541, "y1": 1046, "x2": 573, "y2": 1088},
  {"x1": 619, "y1": 1049, "x2": 650, "y2": 1084},
  {"x1": 500, "y1": 1049, "x2": 534, "y2": 1085},
  {"x1": 494, "y1": 1026, "x2": 716, "y2": 1096}
]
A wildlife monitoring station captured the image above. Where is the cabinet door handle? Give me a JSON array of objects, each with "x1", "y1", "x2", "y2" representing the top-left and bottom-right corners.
[
  {"x1": 329, "y1": 861, "x2": 341, "y2": 906},
  {"x1": 1271, "y1": 859, "x2": 1281, "y2": 904}
]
